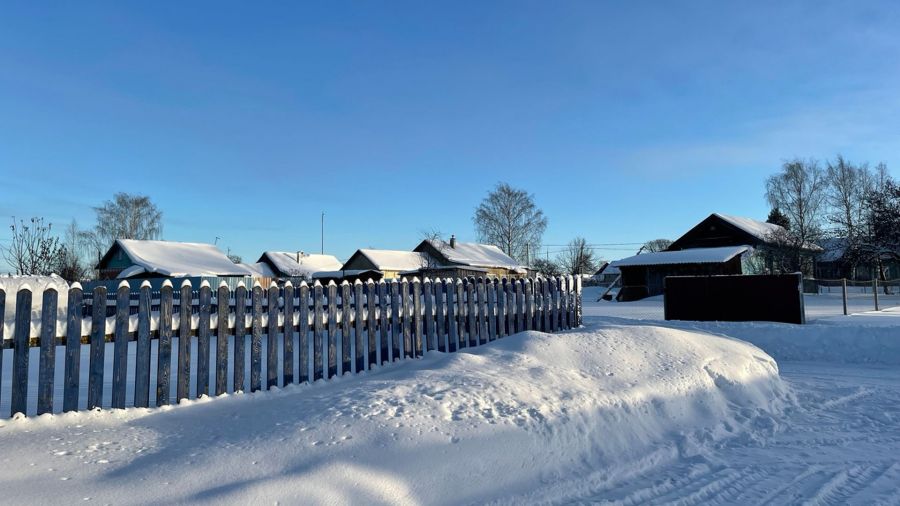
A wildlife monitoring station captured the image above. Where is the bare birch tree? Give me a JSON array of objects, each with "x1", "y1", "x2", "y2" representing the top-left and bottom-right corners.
[
  {"x1": 83, "y1": 193, "x2": 164, "y2": 260},
  {"x1": 473, "y1": 183, "x2": 547, "y2": 263},
  {"x1": 557, "y1": 237, "x2": 597, "y2": 275},
  {"x1": 765, "y1": 159, "x2": 827, "y2": 273}
]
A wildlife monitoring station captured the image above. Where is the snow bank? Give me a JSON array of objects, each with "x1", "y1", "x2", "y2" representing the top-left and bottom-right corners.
[
  {"x1": 0, "y1": 324, "x2": 789, "y2": 505},
  {"x1": 0, "y1": 275, "x2": 68, "y2": 340}
]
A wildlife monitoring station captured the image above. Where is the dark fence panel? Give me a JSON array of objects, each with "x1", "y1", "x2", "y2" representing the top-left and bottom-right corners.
[{"x1": 664, "y1": 273, "x2": 804, "y2": 324}]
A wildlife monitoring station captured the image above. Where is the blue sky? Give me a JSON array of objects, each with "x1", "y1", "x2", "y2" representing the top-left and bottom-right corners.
[{"x1": 2, "y1": 1, "x2": 899, "y2": 269}]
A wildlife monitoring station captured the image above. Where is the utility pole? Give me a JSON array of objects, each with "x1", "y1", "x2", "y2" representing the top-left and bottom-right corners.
[{"x1": 321, "y1": 212, "x2": 325, "y2": 254}]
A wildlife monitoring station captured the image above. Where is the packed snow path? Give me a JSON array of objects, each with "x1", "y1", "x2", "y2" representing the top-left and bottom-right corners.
[{"x1": 564, "y1": 362, "x2": 900, "y2": 505}]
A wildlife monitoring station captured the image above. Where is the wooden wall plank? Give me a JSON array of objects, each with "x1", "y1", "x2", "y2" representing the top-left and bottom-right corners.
[{"x1": 87, "y1": 286, "x2": 106, "y2": 410}]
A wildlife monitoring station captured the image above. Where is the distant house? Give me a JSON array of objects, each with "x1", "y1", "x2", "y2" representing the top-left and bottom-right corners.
[
  {"x1": 91, "y1": 239, "x2": 256, "y2": 291},
  {"x1": 815, "y1": 238, "x2": 900, "y2": 281},
  {"x1": 611, "y1": 246, "x2": 751, "y2": 301},
  {"x1": 592, "y1": 262, "x2": 620, "y2": 285},
  {"x1": 611, "y1": 213, "x2": 803, "y2": 301},
  {"x1": 340, "y1": 249, "x2": 430, "y2": 280},
  {"x1": 412, "y1": 235, "x2": 527, "y2": 279},
  {"x1": 256, "y1": 251, "x2": 343, "y2": 281}
]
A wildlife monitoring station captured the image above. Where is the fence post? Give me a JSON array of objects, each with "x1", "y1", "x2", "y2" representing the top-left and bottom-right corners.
[
  {"x1": 37, "y1": 288, "x2": 58, "y2": 415},
  {"x1": 157, "y1": 281, "x2": 173, "y2": 405},
  {"x1": 64, "y1": 284, "x2": 83, "y2": 412},
  {"x1": 135, "y1": 281, "x2": 152, "y2": 408},
  {"x1": 87, "y1": 286, "x2": 107, "y2": 411},
  {"x1": 842, "y1": 278, "x2": 848, "y2": 316},
  {"x1": 874, "y1": 278, "x2": 880, "y2": 311}
]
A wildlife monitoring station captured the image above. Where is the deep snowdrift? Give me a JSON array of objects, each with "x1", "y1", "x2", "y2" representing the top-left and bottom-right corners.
[{"x1": 0, "y1": 324, "x2": 790, "y2": 505}]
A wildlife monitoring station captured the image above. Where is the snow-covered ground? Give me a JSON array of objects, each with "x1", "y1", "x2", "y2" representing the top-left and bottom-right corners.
[{"x1": 1, "y1": 288, "x2": 898, "y2": 504}]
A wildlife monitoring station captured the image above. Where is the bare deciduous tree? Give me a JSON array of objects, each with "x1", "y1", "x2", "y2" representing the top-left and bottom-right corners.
[
  {"x1": 531, "y1": 258, "x2": 561, "y2": 277},
  {"x1": 473, "y1": 183, "x2": 547, "y2": 263},
  {"x1": 2, "y1": 217, "x2": 65, "y2": 276},
  {"x1": 557, "y1": 237, "x2": 597, "y2": 275},
  {"x1": 642, "y1": 238, "x2": 672, "y2": 253},
  {"x1": 55, "y1": 219, "x2": 88, "y2": 281},
  {"x1": 84, "y1": 193, "x2": 163, "y2": 260},
  {"x1": 765, "y1": 159, "x2": 827, "y2": 273}
]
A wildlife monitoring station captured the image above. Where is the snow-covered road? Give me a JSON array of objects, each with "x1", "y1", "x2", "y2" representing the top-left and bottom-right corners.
[{"x1": 570, "y1": 362, "x2": 900, "y2": 505}]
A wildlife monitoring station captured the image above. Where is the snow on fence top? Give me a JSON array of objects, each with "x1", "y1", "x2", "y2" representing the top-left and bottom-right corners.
[
  {"x1": 611, "y1": 245, "x2": 751, "y2": 267},
  {"x1": 110, "y1": 239, "x2": 254, "y2": 278}
]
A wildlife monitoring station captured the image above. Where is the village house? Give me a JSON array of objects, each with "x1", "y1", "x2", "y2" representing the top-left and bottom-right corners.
[
  {"x1": 412, "y1": 235, "x2": 527, "y2": 279},
  {"x1": 256, "y1": 251, "x2": 343, "y2": 281},
  {"x1": 611, "y1": 213, "x2": 814, "y2": 301},
  {"x1": 339, "y1": 249, "x2": 430, "y2": 280},
  {"x1": 92, "y1": 239, "x2": 259, "y2": 291}
]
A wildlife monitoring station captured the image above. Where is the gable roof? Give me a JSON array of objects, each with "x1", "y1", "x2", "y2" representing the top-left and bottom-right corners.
[
  {"x1": 713, "y1": 213, "x2": 784, "y2": 243},
  {"x1": 257, "y1": 251, "x2": 343, "y2": 278},
  {"x1": 346, "y1": 249, "x2": 429, "y2": 271},
  {"x1": 611, "y1": 245, "x2": 751, "y2": 268},
  {"x1": 100, "y1": 239, "x2": 253, "y2": 278},
  {"x1": 668, "y1": 213, "x2": 788, "y2": 251},
  {"x1": 417, "y1": 239, "x2": 524, "y2": 270}
]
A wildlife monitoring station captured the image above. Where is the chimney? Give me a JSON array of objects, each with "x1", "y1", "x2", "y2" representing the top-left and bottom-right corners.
[
  {"x1": 449, "y1": 234, "x2": 457, "y2": 249},
  {"x1": 297, "y1": 251, "x2": 304, "y2": 263}
]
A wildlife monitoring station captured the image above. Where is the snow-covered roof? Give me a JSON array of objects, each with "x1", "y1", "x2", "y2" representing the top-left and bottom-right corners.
[
  {"x1": 817, "y1": 238, "x2": 847, "y2": 263},
  {"x1": 355, "y1": 249, "x2": 428, "y2": 271},
  {"x1": 241, "y1": 262, "x2": 276, "y2": 278},
  {"x1": 611, "y1": 246, "x2": 751, "y2": 268},
  {"x1": 259, "y1": 252, "x2": 343, "y2": 278},
  {"x1": 595, "y1": 263, "x2": 620, "y2": 276},
  {"x1": 714, "y1": 214, "x2": 784, "y2": 243},
  {"x1": 109, "y1": 239, "x2": 253, "y2": 278},
  {"x1": 423, "y1": 240, "x2": 524, "y2": 270}
]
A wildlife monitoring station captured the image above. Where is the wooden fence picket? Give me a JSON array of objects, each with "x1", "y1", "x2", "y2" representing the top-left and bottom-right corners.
[
  {"x1": 340, "y1": 282, "x2": 351, "y2": 375},
  {"x1": 313, "y1": 282, "x2": 324, "y2": 381},
  {"x1": 37, "y1": 289, "x2": 57, "y2": 415},
  {"x1": 423, "y1": 278, "x2": 434, "y2": 352},
  {"x1": 233, "y1": 283, "x2": 247, "y2": 392},
  {"x1": 135, "y1": 282, "x2": 152, "y2": 407},
  {"x1": 198, "y1": 282, "x2": 212, "y2": 397},
  {"x1": 157, "y1": 282, "x2": 173, "y2": 405},
  {"x1": 401, "y1": 279, "x2": 412, "y2": 358},
  {"x1": 267, "y1": 283, "x2": 279, "y2": 389},
  {"x1": 487, "y1": 279, "x2": 497, "y2": 342},
  {"x1": 498, "y1": 279, "x2": 507, "y2": 338},
  {"x1": 448, "y1": 280, "x2": 460, "y2": 352},
  {"x1": 87, "y1": 286, "x2": 106, "y2": 410},
  {"x1": 299, "y1": 282, "x2": 310, "y2": 384},
  {"x1": 478, "y1": 278, "x2": 488, "y2": 345},
  {"x1": 112, "y1": 283, "x2": 130, "y2": 408},
  {"x1": 377, "y1": 280, "x2": 389, "y2": 365},
  {"x1": 391, "y1": 280, "x2": 402, "y2": 360},
  {"x1": 354, "y1": 280, "x2": 365, "y2": 372},
  {"x1": 412, "y1": 278, "x2": 423, "y2": 357},
  {"x1": 0, "y1": 289, "x2": 4, "y2": 413},
  {"x1": 64, "y1": 285, "x2": 83, "y2": 412},
  {"x1": 366, "y1": 280, "x2": 377, "y2": 368},
  {"x1": 283, "y1": 282, "x2": 295, "y2": 386},
  {"x1": 436, "y1": 279, "x2": 448, "y2": 352},
  {"x1": 465, "y1": 279, "x2": 476, "y2": 347},
  {"x1": 524, "y1": 279, "x2": 532, "y2": 331},
  {"x1": 11, "y1": 288, "x2": 31, "y2": 416},
  {"x1": 250, "y1": 283, "x2": 263, "y2": 392},
  {"x1": 177, "y1": 281, "x2": 192, "y2": 402},
  {"x1": 327, "y1": 282, "x2": 338, "y2": 378},
  {"x1": 216, "y1": 282, "x2": 230, "y2": 395}
]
